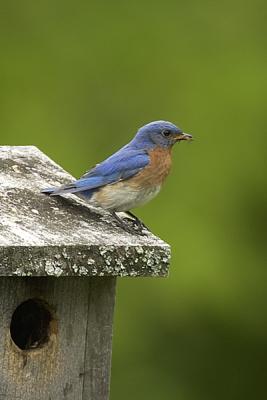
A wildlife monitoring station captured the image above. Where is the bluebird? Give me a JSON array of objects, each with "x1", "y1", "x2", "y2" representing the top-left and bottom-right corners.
[{"x1": 42, "y1": 121, "x2": 192, "y2": 234}]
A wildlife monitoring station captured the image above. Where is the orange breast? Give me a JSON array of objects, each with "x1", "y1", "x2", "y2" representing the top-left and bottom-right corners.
[{"x1": 130, "y1": 147, "x2": 172, "y2": 188}]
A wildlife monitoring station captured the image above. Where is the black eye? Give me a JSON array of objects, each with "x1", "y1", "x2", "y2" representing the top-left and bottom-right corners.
[{"x1": 162, "y1": 129, "x2": 171, "y2": 137}]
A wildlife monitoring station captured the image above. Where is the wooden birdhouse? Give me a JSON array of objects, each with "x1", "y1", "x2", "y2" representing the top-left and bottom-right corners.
[{"x1": 0, "y1": 146, "x2": 170, "y2": 400}]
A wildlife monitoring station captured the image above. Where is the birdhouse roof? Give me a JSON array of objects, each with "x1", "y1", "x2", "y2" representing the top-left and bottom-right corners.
[{"x1": 0, "y1": 146, "x2": 170, "y2": 277}]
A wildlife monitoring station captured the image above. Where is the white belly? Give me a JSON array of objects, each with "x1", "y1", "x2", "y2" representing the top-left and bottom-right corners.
[{"x1": 89, "y1": 183, "x2": 162, "y2": 212}]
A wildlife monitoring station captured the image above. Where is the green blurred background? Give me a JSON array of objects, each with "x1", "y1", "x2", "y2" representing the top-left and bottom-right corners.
[{"x1": 1, "y1": 0, "x2": 266, "y2": 398}]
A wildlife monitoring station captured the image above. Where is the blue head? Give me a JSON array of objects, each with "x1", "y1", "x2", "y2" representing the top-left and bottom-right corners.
[{"x1": 132, "y1": 120, "x2": 192, "y2": 149}]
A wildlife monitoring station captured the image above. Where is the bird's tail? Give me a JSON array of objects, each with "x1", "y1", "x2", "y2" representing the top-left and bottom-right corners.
[
  {"x1": 41, "y1": 181, "x2": 81, "y2": 196},
  {"x1": 41, "y1": 187, "x2": 57, "y2": 195}
]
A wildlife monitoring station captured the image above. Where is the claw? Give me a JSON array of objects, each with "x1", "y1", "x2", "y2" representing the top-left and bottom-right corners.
[{"x1": 111, "y1": 212, "x2": 148, "y2": 236}]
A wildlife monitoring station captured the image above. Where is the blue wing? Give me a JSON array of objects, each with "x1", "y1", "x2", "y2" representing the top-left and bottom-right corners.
[{"x1": 42, "y1": 146, "x2": 149, "y2": 196}]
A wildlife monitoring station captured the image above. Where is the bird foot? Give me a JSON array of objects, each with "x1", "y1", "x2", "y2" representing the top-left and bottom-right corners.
[
  {"x1": 125, "y1": 211, "x2": 150, "y2": 231},
  {"x1": 111, "y1": 212, "x2": 149, "y2": 236}
]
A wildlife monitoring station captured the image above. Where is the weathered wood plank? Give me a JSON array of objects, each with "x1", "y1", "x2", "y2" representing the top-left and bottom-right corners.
[
  {"x1": 0, "y1": 146, "x2": 170, "y2": 277},
  {"x1": 83, "y1": 278, "x2": 116, "y2": 400},
  {"x1": 0, "y1": 277, "x2": 116, "y2": 400}
]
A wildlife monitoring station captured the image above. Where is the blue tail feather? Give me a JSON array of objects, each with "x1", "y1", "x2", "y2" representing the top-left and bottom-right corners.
[{"x1": 41, "y1": 187, "x2": 56, "y2": 195}]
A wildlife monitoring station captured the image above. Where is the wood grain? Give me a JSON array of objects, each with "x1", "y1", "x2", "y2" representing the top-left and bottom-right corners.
[{"x1": 0, "y1": 277, "x2": 116, "y2": 400}]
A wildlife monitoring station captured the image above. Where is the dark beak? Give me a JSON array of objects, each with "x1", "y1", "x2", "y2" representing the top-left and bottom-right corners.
[{"x1": 175, "y1": 132, "x2": 193, "y2": 141}]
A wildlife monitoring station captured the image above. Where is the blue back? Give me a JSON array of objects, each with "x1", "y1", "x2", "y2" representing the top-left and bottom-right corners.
[{"x1": 42, "y1": 120, "x2": 182, "y2": 197}]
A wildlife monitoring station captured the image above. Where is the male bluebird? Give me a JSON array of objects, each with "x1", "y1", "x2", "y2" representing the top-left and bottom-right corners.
[{"x1": 42, "y1": 121, "x2": 192, "y2": 233}]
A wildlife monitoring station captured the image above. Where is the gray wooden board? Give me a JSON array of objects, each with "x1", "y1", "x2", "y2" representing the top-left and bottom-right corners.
[
  {"x1": 0, "y1": 276, "x2": 116, "y2": 400},
  {"x1": 83, "y1": 278, "x2": 116, "y2": 400},
  {"x1": 0, "y1": 146, "x2": 170, "y2": 277}
]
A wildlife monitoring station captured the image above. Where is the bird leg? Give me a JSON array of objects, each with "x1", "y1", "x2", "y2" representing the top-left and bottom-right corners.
[
  {"x1": 110, "y1": 211, "x2": 147, "y2": 235},
  {"x1": 125, "y1": 211, "x2": 150, "y2": 231}
]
